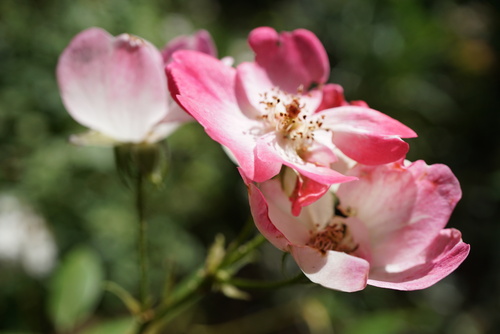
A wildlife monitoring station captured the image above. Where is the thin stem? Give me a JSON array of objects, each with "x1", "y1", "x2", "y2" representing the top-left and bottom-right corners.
[
  {"x1": 222, "y1": 234, "x2": 266, "y2": 267},
  {"x1": 136, "y1": 174, "x2": 149, "y2": 313},
  {"x1": 144, "y1": 268, "x2": 210, "y2": 334}
]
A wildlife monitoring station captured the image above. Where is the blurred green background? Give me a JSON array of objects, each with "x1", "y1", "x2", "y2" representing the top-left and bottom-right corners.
[{"x1": 0, "y1": 0, "x2": 498, "y2": 333}]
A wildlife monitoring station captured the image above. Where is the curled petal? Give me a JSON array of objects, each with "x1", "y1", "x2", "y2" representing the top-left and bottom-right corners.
[
  {"x1": 248, "y1": 27, "x2": 330, "y2": 92},
  {"x1": 291, "y1": 245, "x2": 370, "y2": 292},
  {"x1": 57, "y1": 28, "x2": 168, "y2": 143},
  {"x1": 290, "y1": 175, "x2": 330, "y2": 217},
  {"x1": 368, "y1": 229, "x2": 470, "y2": 290},
  {"x1": 247, "y1": 183, "x2": 291, "y2": 251},
  {"x1": 257, "y1": 179, "x2": 311, "y2": 245}
]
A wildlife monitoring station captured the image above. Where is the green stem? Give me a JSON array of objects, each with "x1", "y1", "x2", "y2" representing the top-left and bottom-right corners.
[
  {"x1": 143, "y1": 268, "x2": 210, "y2": 334},
  {"x1": 222, "y1": 234, "x2": 266, "y2": 268},
  {"x1": 143, "y1": 233, "x2": 268, "y2": 333},
  {"x1": 136, "y1": 174, "x2": 149, "y2": 313}
]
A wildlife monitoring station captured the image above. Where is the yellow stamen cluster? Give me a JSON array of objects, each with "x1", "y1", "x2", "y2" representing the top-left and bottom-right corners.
[{"x1": 259, "y1": 88, "x2": 325, "y2": 148}]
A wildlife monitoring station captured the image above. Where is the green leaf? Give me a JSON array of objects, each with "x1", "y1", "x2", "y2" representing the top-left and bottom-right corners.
[
  {"x1": 79, "y1": 317, "x2": 136, "y2": 334},
  {"x1": 48, "y1": 245, "x2": 105, "y2": 332}
]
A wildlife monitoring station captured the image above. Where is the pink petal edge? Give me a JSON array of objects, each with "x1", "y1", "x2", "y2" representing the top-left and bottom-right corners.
[
  {"x1": 247, "y1": 183, "x2": 290, "y2": 251},
  {"x1": 291, "y1": 245, "x2": 370, "y2": 292},
  {"x1": 367, "y1": 229, "x2": 470, "y2": 290}
]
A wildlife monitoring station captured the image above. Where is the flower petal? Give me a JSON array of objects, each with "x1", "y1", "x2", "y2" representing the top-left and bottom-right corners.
[
  {"x1": 247, "y1": 182, "x2": 291, "y2": 251},
  {"x1": 167, "y1": 50, "x2": 262, "y2": 180},
  {"x1": 57, "y1": 28, "x2": 168, "y2": 143},
  {"x1": 235, "y1": 62, "x2": 274, "y2": 118},
  {"x1": 320, "y1": 106, "x2": 416, "y2": 165},
  {"x1": 235, "y1": 62, "x2": 323, "y2": 118},
  {"x1": 333, "y1": 132, "x2": 410, "y2": 165},
  {"x1": 290, "y1": 175, "x2": 330, "y2": 217},
  {"x1": 367, "y1": 229, "x2": 470, "y2": 290},
  {"x1": 316, "y1": 84, "x2": 369, "y2": 112},
  {"x1": 324, "y1": 106, "x2": 417, "y2": 137},
  {"x1": 255, "y1": 134, "x2": 357, "y2": 185},
  {"x1": 317, "y1": 84, "x2": 346, "y2": 110},
  {"x1": 257, "y1": 179, "x2": 311, "y2": 245},
  {"x1": 248, "y1": 27, "x2": 330, "y2": 92},
  {"x1": 161, "y1": 29, "x2": 217, "y2": 64},
  {"x1": 291, "y1": 245, "x2": 369, "y2": 292},
  {"x1": 338, "y1": 161, "x2": 463, "y2": 269}
]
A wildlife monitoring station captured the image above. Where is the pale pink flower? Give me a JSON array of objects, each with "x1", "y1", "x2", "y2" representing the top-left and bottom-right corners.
[
  {"x1": 246, "y1": 160, "x2": 469, "y2": 292},
  {"x1": 167, "y1": 26, "x2": 416, "y2": 190},
  {"x1": 57, "y1": 28, "x2": 169, "y2": 144},
  {"x1": 57, "y1": 28, "x2": 218, "y2": 145}
]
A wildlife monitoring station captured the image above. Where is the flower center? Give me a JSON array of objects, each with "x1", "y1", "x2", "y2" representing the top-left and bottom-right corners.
[
  {"x1": 307, "y1": 220, "x2": 358, "y2": 255},
  {"x1": 259, "y1": 88, "x2": 325, "y2": 147}
]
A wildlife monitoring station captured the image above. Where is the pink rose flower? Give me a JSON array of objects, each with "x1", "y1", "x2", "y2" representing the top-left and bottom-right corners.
[
  {"x1": 57, "y1": 28, "x2": 218, "y2": 145},
  {"x1": 246, "y1": 160, "x2": 470, "y2": 291},
  {"x1": 167, "y1": 27, "x2": 416, "y2": 188}
]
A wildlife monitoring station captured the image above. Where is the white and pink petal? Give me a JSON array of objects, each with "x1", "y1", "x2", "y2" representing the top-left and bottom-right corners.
[
  {"x1": 57, "y1": 28, "x2": 168, "y2": 143},
  {"x1": 247, "y1": 182, "x2": 291, "y2": 251},
  {"x1": 291, "y1": 245, "x2": 370, "y2": 292},
  {"x1": 338, "y1": 161, "x2": 463, "y2": 268}
]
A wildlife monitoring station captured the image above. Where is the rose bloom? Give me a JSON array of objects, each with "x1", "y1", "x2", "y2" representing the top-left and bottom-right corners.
[
  {"x1": 57, "y1": 27, "x2": 216, "y2": 145},
  {"x1": 167, "y1": 27, "x2": 416, "y2": 194},
  {"x1": 246, "y1": 160, "x2": 470, "y2": 291}
]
